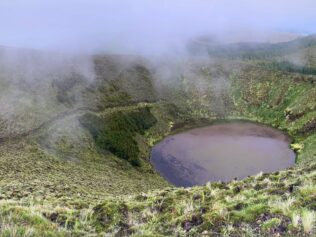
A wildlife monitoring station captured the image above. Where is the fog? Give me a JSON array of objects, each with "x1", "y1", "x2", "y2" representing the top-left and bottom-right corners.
[
  {"x1": 0, "y1": 0, "x2": 315, "y2": 141},
  {"x1": 0, "y1": 0, "x2": 315, "y2": 54}
]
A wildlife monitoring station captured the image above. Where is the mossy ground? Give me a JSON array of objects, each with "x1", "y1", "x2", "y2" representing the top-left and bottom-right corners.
[{"x1": 0, "y1": 43, "x2": 316, "y2": 236}]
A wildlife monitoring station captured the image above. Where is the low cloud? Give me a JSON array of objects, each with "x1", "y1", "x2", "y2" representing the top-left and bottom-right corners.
[{"x1": 0, "y1": 0, "x2": 315, "y2": 54}]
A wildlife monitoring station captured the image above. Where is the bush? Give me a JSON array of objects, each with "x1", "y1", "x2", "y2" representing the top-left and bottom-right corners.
[
  {"x1": 97, "y1": 130, "x2": 140, "y2": 166},
  {"x1": 80, "y1": 107, "x2": 157, "y2": 166}
]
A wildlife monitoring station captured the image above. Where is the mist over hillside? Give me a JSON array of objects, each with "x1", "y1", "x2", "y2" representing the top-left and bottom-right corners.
[
  {"x1": 0, "y1": 35, "x2": 315, "y2": 235},
  {"x1": 1, "y1": 1, "x2": 316, "y2": 236}
]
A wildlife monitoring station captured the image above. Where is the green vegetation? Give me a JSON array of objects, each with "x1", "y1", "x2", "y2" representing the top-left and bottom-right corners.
[
  {"x1": 0, "y1": 36, "x2": 316, "y2": 236},
  {"x1": 90, "y1": 162, "x2": 316, "y2": 236},
  {"x1": 1, "y1": 162, "x2": 316, "y2": 236},
  {"x1": 261, "y1": 60, "x2": 316, "y2": 75},
  {"x1": 204, "y1": 35, "x2": 316, "y2": 60},
  {"x1": 80, "y1": 107, "x2": 157, "y2": 166}
]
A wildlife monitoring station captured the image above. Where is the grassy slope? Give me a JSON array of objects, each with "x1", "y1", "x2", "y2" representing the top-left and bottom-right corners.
[
  {"x1": 86, "y1": 59, "x2": 316, "y2": 236},
  {"x1": 0, "y1": 40, "x2": 316, "y2": 236},
  {"x1": 0, "y1": 105, "x2": 175, "y2": 203}
]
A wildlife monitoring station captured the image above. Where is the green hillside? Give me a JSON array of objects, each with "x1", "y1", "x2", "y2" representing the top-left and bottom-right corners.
[{"x1": 0, "y1": 36, "x2": 316, "y2": 236}]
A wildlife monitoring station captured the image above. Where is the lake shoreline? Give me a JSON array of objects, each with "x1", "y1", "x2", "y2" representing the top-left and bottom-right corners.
[{"x1": 151, "y1": 122, "x2": 296, "y2": 187}]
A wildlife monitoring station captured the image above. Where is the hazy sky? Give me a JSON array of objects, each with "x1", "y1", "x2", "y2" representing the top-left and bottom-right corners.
[{"x1": 0, "y1": 0, "x2": 315, "y2": 54}]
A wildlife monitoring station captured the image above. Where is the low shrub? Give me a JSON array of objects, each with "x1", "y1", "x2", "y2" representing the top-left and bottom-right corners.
[{"x1": 80, "y1": 107, "x2": 157, "y2": 166}]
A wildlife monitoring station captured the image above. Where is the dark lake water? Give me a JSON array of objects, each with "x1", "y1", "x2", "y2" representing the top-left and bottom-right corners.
[{"x1": 151, "y1": 122, "x2": 296, "y2": 187}]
